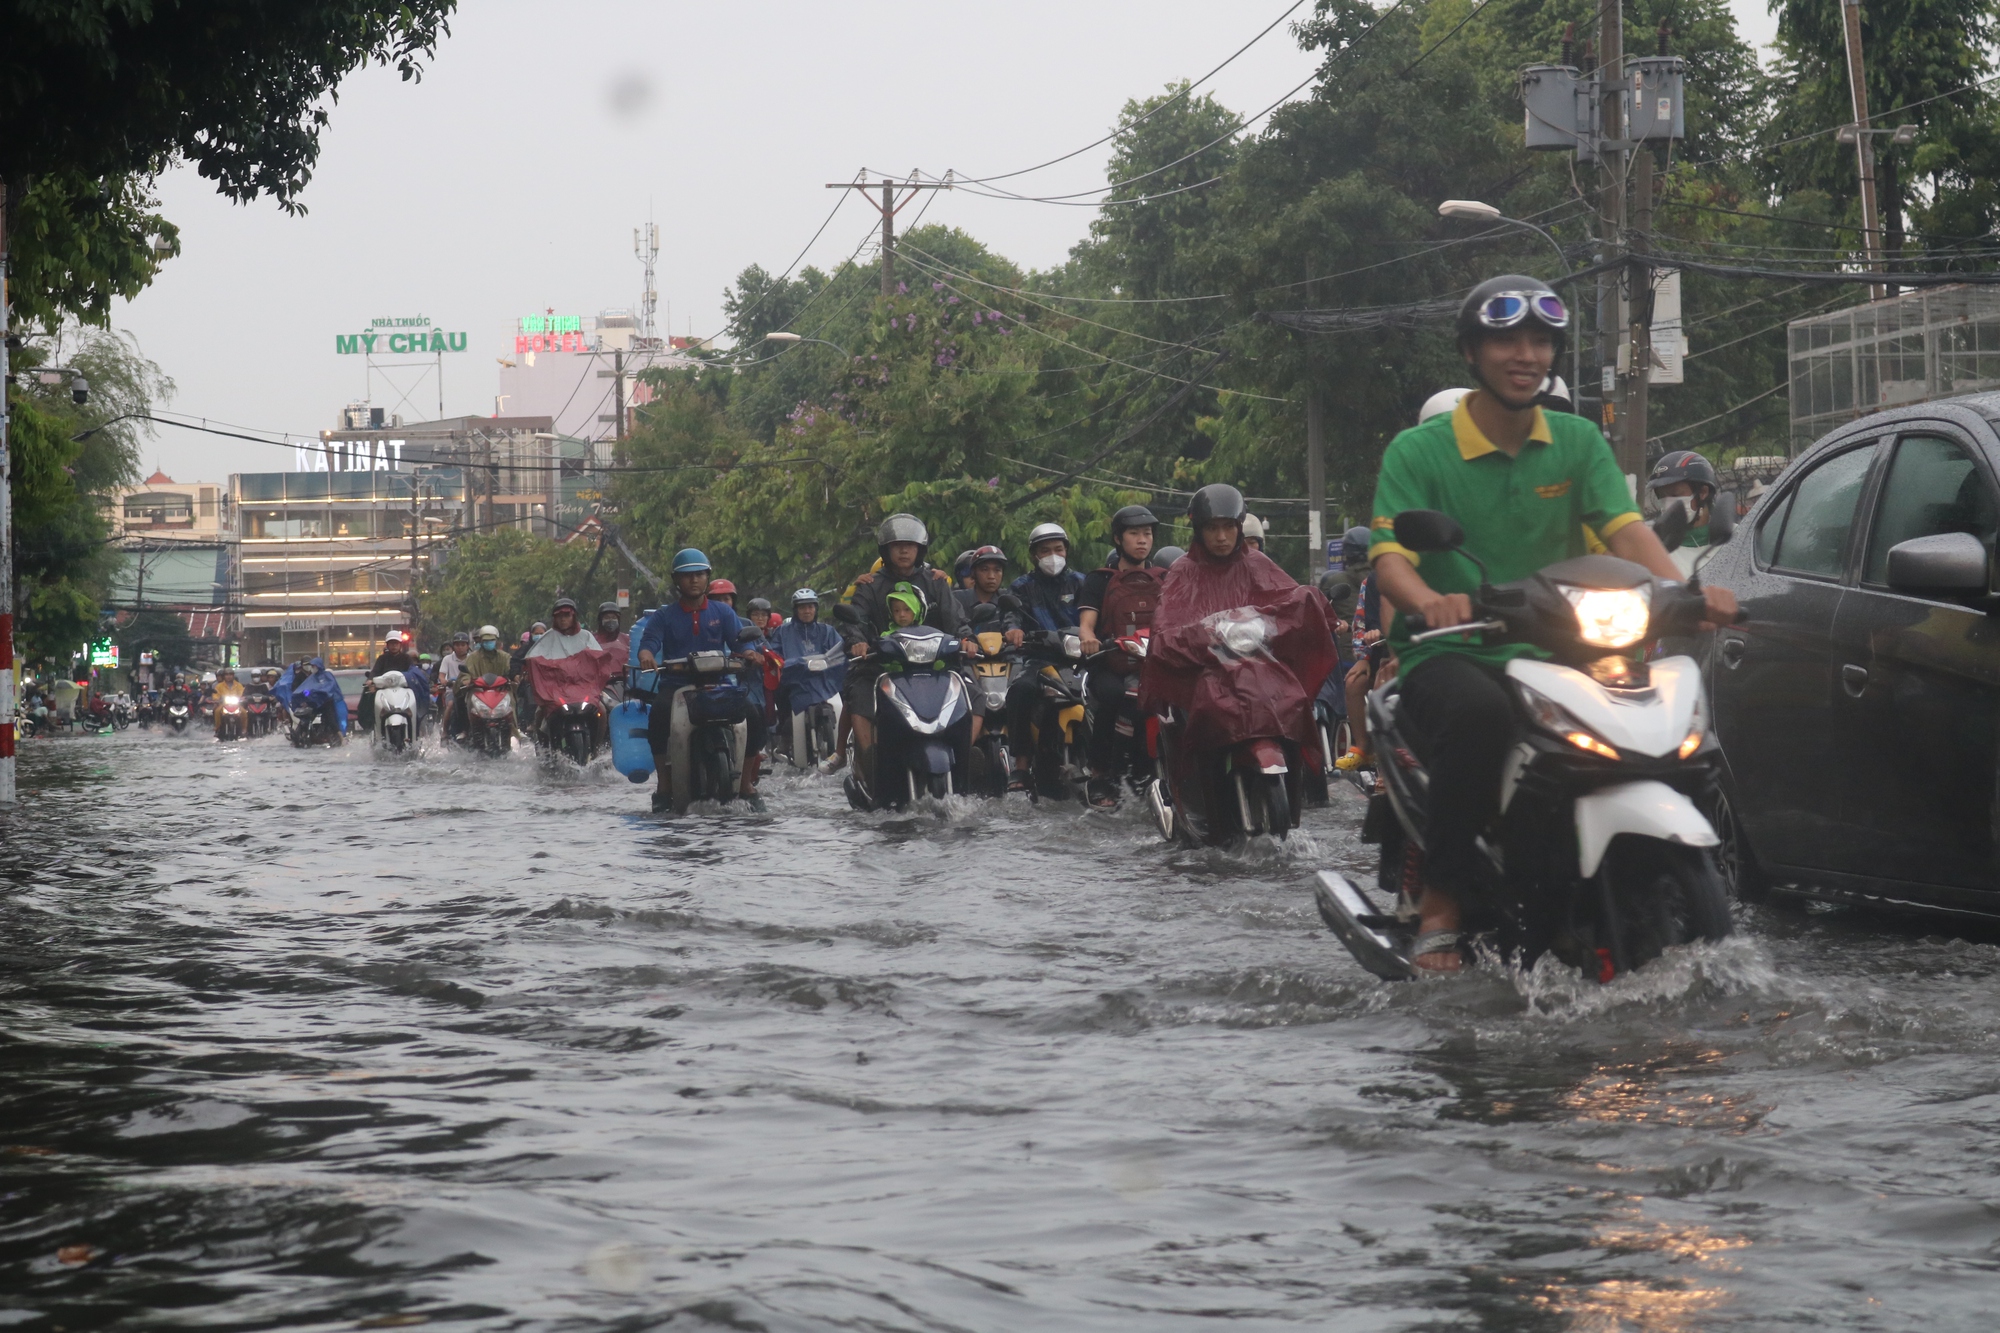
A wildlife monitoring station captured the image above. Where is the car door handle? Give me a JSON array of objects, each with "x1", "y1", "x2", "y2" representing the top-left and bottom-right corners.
[
  {"x1": 1719, "y1": 637, "x2": 1746, "y2": 669},
  {"x1": 1842, "y1": 663, "x2": 1869, "y2": 698}
]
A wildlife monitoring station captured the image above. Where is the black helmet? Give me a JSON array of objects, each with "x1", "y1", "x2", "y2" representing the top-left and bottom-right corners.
[
  {"x1": 1110, "y1": 504, "x2": 1159, "y2": 539},
  {"x1": 597, "y1": 601, "x2": 621, "y2": 617},
  {"x1": 1150, "y1": 544, "x2": 1186, "y2": 568},
  {"x1": 747, "y1": 596, "x2": 772, "y2": 614},
  {"x1": 1455, "y1": 274, "x2": 1569, "y2": 357},
  {"x1": 551, "y1": 596, "x2": 579, "y2": 615},
  {"x1": 1187, "y1": 484, "x2": 1247, "y2": 528},
  {"x1": 876, "y1": 512, "x2": 930, "y2": 554},
  {"x1": 968, "y1": 544, "x2": 1007, "y2": 569},
  {"x1": 1647, "y1": 449, "x2": 1718, "y2": 498},
  {"x1": 1341, "y1": 524, "x2": 1372, "y2": 568}
]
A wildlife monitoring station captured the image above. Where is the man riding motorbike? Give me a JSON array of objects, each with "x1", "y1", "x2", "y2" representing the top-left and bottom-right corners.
[
  {"x1": 953, "y1": 545, "x2": 1011, "y2": 616},
  {"x1": 1078, "y1": 505, "x2": 1162, "y2": 807},
  {"x1": 361, "y1": 632, "x2": 415, "y2": 732},
  {"x1": 636, "y1": 549, "x2": 768, "y2": 809},
  {"x1": 1364, "y1": 274, "x2": 1736, "y2": 972},
  {"x1": 211, "y1": 667, "x2": 245, "y2": 738},
  {"x1": 455, "y1": 625, "x2": 515, "y2": 737},
  {"x1": 1140, "y1": 485, "x2": 1336, "y2": 839},
  {"x1": 774, "y1": 587, "x2": 844, "y2": 722},
  {"x1": 708, "y1": 579, "x2": 738, "y2": 611},
  {"x1": 1241, "y1": 514, "x2": 1266, "y2": 553},
  {"x1": 1646, "y1": 449, "x2": 1721, "y2": 575},
  {"x1": 1002, "y1": 521, "x2": 1084, "y2": 793},
  {"x1": 838, "y1": 513, "x2": 965, "y2": 796}
]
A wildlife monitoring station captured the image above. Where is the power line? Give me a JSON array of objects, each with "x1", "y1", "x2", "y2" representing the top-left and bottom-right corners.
[
  {"x1": 1649, "y1": 380, "x2": 1787, "y2": 445},
  {"x1": 949, "y1": 0, "x2": 1310, "y2": 186},
  {"x1": 938, "y1": 0, "x2": 1414, "y2": 206}
]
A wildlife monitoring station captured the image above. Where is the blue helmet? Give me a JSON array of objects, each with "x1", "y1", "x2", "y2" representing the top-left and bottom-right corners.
[{"x1": 672, "y1": 548, "x2": 712, "y2": 574}]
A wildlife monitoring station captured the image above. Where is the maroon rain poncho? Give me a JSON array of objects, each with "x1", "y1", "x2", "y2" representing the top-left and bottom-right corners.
[{"x1": 1140, "y1": 542, "x2": 1337, "y2": 756}]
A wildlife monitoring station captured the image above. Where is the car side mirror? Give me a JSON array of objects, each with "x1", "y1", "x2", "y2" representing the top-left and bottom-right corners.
[
  {"x1": 831, "y1": 602, "x2": 861, "y2": 626},
  {"x1": 997, "y1": 592, "x2": 1025, "y2": 614},
  {"x1": 1391, "y1": 510, "x2": 1464, "y2": 553},
  {"x1": 1651, "y1": 497, "x2": 1690, "y2": 553},
  {"x1": 1885, "y1": 531, "x2": 1989, "y2": 593},
  {"x1": 1708, "y1": 493, "x2": 1737, "y2": 546},
  {"x1": 969, "y1": 602, "x2": 1000, "y2": 626}
]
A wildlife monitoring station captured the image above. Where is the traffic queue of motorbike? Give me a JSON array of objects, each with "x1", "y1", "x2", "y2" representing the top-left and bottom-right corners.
[{"x1": 119, "y1": 267, "x2": 1750, "y2": 995}]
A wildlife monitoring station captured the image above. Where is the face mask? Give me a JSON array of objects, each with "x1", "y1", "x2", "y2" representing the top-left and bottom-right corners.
[
  {"x1": 1038, "y1": 553, "x2": 1066, "y2": 577},
  {"x1": 480, "y1": 639, "x2": 497, "y2": 651}
]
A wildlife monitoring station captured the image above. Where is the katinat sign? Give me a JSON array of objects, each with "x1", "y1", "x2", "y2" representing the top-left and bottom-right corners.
[{"x1": 336, "y1": 317, "x2": 468, "y2": 355}]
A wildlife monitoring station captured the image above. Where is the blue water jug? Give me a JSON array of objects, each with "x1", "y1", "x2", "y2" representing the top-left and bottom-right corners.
[{"x1": 608, "y1": 699, "x2": 654, "y2": 783}]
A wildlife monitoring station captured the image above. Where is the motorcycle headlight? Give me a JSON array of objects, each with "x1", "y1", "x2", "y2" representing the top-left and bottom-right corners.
[
  {"x1": 902, "y1": 636, "x2": 939, "y2": 666},
  {"x1": 223, "y1": 695, "x2": 242, "y2": 706},
  {"x1": 1678, "y1": 693, "x2": 1707, "y2": 760},
  {"x1": 1559, "y1": 583, "x2": 1652, "y2": 649},
  {"x1": 1063, "y1": 635, "x2": 1082, "y2": 659},
  {"x1": 1515, "y1": 679, "x2": 1620, "y2": 761}
]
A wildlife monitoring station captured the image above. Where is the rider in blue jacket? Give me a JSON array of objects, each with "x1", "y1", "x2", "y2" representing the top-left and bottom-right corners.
[
  {"x1": 1003, "y1": 522, "x2": 1085, "y2": 791},
  {"x1": 636, "y1": 549, "x2": 767, "y2": 807},
  {"x1": 772, "y1": 588, "x2": 845, "y2": 719}
]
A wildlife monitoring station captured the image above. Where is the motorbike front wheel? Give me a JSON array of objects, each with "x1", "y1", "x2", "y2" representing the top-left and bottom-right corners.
[
  {"x1": 1600, "y1": 838, "x2": 1733, "y2": 976},
  {"x1": 564, "y1": 726, "x2": 591, "y2": 767},
  {"x1": 1260, "y1": 773, "x2": 1291, "y2": 839}
]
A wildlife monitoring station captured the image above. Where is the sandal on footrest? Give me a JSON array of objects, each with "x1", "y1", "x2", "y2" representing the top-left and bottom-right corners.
[{"x1": 1410, "y1": 930, "x2": 1464, "y2": 972}]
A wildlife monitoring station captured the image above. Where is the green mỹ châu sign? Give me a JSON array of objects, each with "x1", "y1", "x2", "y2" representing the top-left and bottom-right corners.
[{"x1": 336, "y1": 329, "x2": 468, "y2": 355}]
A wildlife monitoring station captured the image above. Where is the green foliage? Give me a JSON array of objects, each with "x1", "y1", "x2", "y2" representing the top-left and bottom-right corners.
[
  {"x1": 3, "y1": 1, "x2": 457, "y2": 199},
  {"x1": 116, "y1": 610, "x2": 195, "y2": 673},
  {"x1": 8, "y1": 329, "x2": 167, "y2": 666},
  {"x1": 416, "y1": 528, "x2": 597, "y2": 644},
  {"x1": 3, "y1": 1, "x2": 453, "y2": 331}
]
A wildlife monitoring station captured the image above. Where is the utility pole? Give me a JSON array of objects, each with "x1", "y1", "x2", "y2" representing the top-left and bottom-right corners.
[
  {"x1": 1626, "y1": 149, "x2": 1654, "y2": 470},
  {"x1": 1840, "y1": 0, "x2": 1887, "y2": 299},
  {"x1": 1597, "y1": 0, "x2": 1638, "y2": 477},
  {"x1": 1, "y1": 180, "x2": 15, "y2": 806},
  {"x1": 1306, "y1": 363, "x2": 1327, "y2": 580},
  {"x1": 825, "y1": 175, "x2": 954, "y2": 298}
]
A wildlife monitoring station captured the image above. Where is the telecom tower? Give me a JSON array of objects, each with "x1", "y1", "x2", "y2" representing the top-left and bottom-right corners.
[{"x1": 634, "y1": 219, "x2": 661, "y2": 346}]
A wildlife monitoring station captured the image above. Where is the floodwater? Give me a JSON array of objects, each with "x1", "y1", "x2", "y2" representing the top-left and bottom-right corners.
[{"x1": 3, "y1": 728, "x2": 1998, "y2": 1332}]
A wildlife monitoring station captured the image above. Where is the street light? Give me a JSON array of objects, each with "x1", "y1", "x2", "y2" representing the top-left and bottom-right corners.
[
  {"x1": 1437, "y1": 200, "x2": 1582, "y2": 411},
  {"x1": 763, "y1": 331, "x2": 853, "y2": 358}
]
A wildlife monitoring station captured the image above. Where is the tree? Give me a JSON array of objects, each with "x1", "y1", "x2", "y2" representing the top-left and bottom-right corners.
[
  {"x1": 8, "y1": 329, "x2": 169, "y2": 666},
  {"x1": 116, "y1": 610, "x2": 194, "y2": 674},
  {"x1": 3, "y1": 1, "x2": 457, "y2": 329},
  {"x1": 416, "y1": 528, "x2": 597, "y2": 646}
]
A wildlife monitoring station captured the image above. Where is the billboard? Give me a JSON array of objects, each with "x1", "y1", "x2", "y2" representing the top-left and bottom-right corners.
[{"x1": 335, "y1": 316, "x2": 468, "y2": 356}]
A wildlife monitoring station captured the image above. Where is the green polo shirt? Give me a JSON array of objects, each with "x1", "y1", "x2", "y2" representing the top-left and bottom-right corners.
[{"x1": 1369, "y1": 398, "x2": 1640, "y2": 677}]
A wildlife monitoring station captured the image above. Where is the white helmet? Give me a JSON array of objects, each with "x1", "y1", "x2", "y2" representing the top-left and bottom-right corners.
[
  {"x1": 1419, "y1": 387, "x2": 1471, "y2": 423},
  {"x1": 201, "y1": 671, "x2": 217, "y2": 683},
  {"x1": 476, "y1": 624, "x2": 499, "y2": 639},
  {"x1": 1026, "y1": 521, "x2": 1068, "y2": 550},
  {"x1": 1241, "y1": 514, "x2": 1266, "y2": 542}
]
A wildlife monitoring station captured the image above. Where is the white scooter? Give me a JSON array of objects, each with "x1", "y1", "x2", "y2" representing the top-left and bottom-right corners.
[
  {"x1": 371, "y1": 670, "x2": 419, "y2": 754},
  {"x1": 1315, "y1": 508, "x2": 1738, "y2": 983}
]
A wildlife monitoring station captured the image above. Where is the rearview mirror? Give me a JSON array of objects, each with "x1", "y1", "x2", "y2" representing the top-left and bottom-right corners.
[
  {"x1": 830, "y1": 602, "x2": 862, "y2": 625},
  {"x1": 997, "y1": 592, "x2": 1025, "y2": 614},
  {"x1": 969, "y1": 602, "x2": 1000, "y2": 626},
  {"x1": 1708, "y1": 493, "x2": 1737, "y2": 546},
  {"x1": 1391, "y1": 510, "x2": 1464, "y2": 553},
  {"x1": 1886, "y1": 531, "x2": 1989, "y2": 593}
]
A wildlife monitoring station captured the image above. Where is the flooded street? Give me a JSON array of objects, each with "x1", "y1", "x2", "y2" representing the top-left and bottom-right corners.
[{"x1": 4, "y1": 729, "x2": 1999, "y2": 1331}]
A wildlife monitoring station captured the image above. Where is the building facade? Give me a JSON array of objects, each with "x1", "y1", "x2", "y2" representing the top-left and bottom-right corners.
[{"x1": 232, "y1": 466, "x2": 468, "y2": 669}]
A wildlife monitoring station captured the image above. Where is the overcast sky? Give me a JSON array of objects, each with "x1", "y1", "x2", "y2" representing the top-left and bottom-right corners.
[{"x1": 116, "y1": 0, "x2": 1782, "y2": 482}]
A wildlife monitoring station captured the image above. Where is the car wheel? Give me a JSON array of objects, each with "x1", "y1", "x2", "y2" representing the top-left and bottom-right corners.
[{"x1": 1709, "y1": 787, "x2": 1771, "y2": 904}]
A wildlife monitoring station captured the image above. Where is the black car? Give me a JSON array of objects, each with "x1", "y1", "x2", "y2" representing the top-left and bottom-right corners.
[{"x1": 1697, "y1": 394, "x2": 2000, "y2": 916}]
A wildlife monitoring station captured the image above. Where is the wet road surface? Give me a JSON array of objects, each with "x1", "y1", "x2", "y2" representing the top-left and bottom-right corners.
[{"x1": 3, "y1": 728, "x2": 1998, "y2": 1330}]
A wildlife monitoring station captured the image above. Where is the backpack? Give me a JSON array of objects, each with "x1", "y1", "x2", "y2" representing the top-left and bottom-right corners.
[{"x1": 1096, "y1": 566, "x2": 1163, "y2": 640}]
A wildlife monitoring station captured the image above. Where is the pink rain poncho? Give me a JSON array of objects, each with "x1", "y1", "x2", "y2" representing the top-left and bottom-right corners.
[
  {"x1": 524, "y1": 627, "x2": 622, "y2": 709},
  {"x1": 1139, "y1": 543, "x2": 1337, "y2": 756}
]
